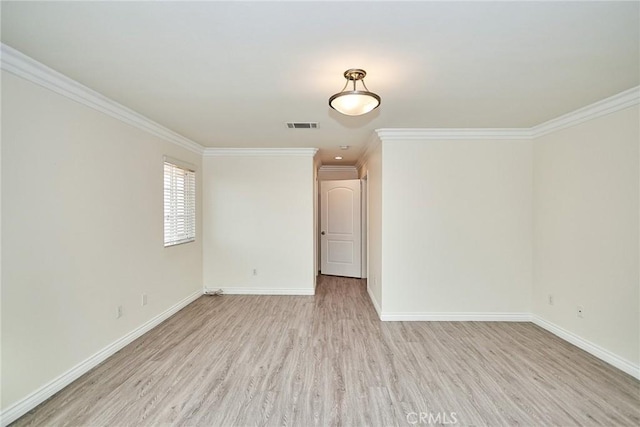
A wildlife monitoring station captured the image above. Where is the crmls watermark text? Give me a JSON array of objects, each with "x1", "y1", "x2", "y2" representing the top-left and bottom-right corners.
[{"x1": 406, "y1": 410, "x2": 458, "y2": 425}]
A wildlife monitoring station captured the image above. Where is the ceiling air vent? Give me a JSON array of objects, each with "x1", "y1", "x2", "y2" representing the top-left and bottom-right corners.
[{"x1": 286, "y1": 122, "x2": 319, "y2": 129}]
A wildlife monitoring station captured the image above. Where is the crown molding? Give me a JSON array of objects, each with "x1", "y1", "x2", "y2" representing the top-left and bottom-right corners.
[
  {"x1": 318, "y1": 165, "x2": 358, "y2": 172},
  {"x1": 0, "y1": 43, "x2": 205, "y2": 155},
  {"x1": 355, "y1": 132, "x2": 383, "y2": 170},
  {"x1": 202, "y1": 148, "x2": 318, "y2": 157},
  {"x1": 374, "y1": 86, "x2": 639, "y2": 143},
  {"x1": 3, "y1": 44, "x2": 637, "y2": 159},
  {"x1": 531, "y1": 86, "x2": 640, "y2": 138},
  {"x1": 376, "y1": 128, "x2": 533, "y2": 141}
]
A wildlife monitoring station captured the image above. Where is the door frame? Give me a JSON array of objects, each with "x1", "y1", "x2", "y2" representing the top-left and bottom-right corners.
[
  {"x1": 361, "y1": 175, "x2": 367, "y2": 279},
  {"x1": 315, "y1": 175, "x2": 368, "y2": 278}
]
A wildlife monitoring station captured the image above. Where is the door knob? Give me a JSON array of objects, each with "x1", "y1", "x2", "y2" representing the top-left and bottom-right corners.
[{"x1": 321, "y1": 231, "x2": 325, "y2": 235}]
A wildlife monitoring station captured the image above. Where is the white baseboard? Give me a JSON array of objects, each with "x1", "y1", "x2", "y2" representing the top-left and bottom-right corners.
[
  {"x1": 205, "y1": 287, "x2": 315, "y2": 296},
  {"x1": 366, "y1": 285, "x2": 382, "y2": 319},
  {"x1": 380, "y1": 312, "x2": 531, "y2": 322},
  {"x1": 0, "y1": 290, "x2": 202, "y2": 427},
  {"x1": 531, "y1": 315, "x2": 640, "y2": 380},
  {"x1": 378, "y1": 311, "x2": 638, "y2": 378},
  {"x1": 4, "y1": 295, "x2": 636, "y2": 425}
]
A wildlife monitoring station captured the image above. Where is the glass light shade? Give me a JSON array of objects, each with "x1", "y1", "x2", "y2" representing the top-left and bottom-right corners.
[{"x1": 329, "y1": 91, "x2": 381, "y2": 116}]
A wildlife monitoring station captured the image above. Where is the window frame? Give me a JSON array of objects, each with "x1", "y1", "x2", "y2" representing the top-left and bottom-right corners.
[{"x1": 163, "y1": 156, "x2": 196, "y2": 248}]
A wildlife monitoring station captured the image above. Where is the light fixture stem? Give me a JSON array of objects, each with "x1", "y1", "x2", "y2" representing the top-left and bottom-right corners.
[{"x1": 361, "y1": 80, "x2": 370, "y2": 92}]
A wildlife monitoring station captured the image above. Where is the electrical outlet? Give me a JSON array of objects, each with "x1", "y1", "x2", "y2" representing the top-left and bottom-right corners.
[
  {"x1": 116, "y1": 305, "x2": 123, "y2": 319},
  {"x1": 577, "y1": 306, "x2": 584, "y2": 318},
  {"x1": 142, "y1": 294, "x2": 148, "y2": 306},
  {"x1": 548, "y1": 294, "x2": 554, "y2": 305},
  {"x1": 252, "y1": 269, "x2": 257, "y2": 276}
]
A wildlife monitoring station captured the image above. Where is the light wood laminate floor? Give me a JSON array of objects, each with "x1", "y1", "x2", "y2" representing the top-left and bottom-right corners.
[{"x1": 13, "y1": 275, "x2": 640, "y2": 426}]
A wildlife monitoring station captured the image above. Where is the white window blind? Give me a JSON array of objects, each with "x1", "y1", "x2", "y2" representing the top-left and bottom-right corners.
[{"x1": 164, "y1": 160, "x2": 196, "y2": 247}]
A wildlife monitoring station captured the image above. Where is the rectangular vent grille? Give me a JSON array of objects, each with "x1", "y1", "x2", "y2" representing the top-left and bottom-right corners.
[{"x1": 286, "y1": 122, "x2": 318, "y2": 129}]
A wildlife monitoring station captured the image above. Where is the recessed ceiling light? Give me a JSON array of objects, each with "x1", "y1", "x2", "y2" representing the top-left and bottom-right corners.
[
  {"x1": 334, "y1": 156, "x2": 343, "y2": 160},
  {"x1": 340, "y1": 145, "x2": 350, "y2": 150}
]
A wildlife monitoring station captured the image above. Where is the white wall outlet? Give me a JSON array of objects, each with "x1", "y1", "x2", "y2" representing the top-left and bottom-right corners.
[
  {"x1": 252, "y1": 268, "x2": 257, "y2": 276},
  {"x1": 116, "y1": 305, "x2": 123, "y2": 319},
  {"x1": 577, "y1": 305, "x2": 584, "y2": 318},
  {"x1": 548, "y1": 294, "x2": 554, "y2": 305},
  {"x1": 142, "y1": 294, "x2": 148, "y2": 306}
]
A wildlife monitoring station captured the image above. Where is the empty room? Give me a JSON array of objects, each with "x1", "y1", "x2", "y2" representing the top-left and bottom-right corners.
[{"x1": 1, "y1": 1, "x2": 639, "y2": 426}]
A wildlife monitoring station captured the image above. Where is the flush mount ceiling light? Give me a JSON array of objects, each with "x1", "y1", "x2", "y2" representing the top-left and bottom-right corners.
[{"x1": 329, "y1": 69, "x2": 381, "y2": 116}]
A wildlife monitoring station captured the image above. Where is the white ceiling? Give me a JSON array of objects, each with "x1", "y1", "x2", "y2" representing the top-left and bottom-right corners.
[{"x1": 2, "y1": 1, "x2": 638, "y2": 164}]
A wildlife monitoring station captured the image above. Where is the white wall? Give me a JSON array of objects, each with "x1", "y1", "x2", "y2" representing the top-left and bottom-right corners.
[
  {"x1": 359, "y1": 99, "x2": 638, "y2": 374},
  {"x1": 1, "y1": 71, "x2": 202, "y2": 410},
  {"x1": 202, "y1": 155, "x2": 315, "y2": 294},
  {"x1": 359, "y1": 140, "x2": 383, "y2": 313},
  {"x1": 533, "y1": 105, "x2": 639, "y2": 367},
  {"x1": 317, "y1": 166, "x2": 358, "y2": 181},
  {"x1": 381, "y1": 139, "x2": 533, "y2": 316}
]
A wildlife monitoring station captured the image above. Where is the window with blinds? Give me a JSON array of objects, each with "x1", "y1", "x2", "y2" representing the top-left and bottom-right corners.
[{"x1": 164, "y1": 159, "x2": 196, "y2": 247}]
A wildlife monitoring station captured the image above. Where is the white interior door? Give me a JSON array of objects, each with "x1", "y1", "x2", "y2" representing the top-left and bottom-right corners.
[{"x1": 321, "y1": 179, "x2": 361, "y2": 278}]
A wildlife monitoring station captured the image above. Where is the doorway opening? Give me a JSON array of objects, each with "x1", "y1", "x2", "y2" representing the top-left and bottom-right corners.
[{"x1": 316, "y1": 165, "x2": 367, "y2": 280}]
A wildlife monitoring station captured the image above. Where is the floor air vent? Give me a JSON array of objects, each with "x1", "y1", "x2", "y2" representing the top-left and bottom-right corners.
[{"x1": 286, "y1": 122, "x2": 319, "y2": 129}]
